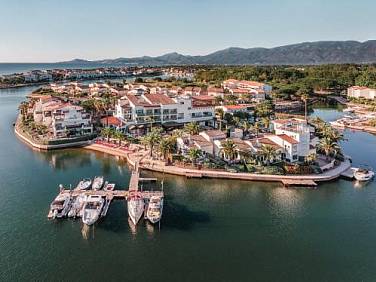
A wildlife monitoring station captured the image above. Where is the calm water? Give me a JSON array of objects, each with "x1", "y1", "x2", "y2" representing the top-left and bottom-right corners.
[
  {"x1": 1, "y1": 89, "x2": 376, "y2": 281},
  {"x1": 0, "y1": 63, "x2": 129, "y2": 75}
]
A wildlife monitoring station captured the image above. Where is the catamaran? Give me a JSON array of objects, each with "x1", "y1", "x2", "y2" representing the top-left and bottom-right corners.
[
  {"x1": 92, "y1": 176, "x2": 104, "y2": 190},
  {"x1": 127, "y1": 191, "x2": 144, "y2": 225},
  {"x1": 75, "y1": 178, "x2": 92, "y2": 190},
  {"x1": 82, "y1": 195, "x2": 104, "y2": 225},
  {"x1": 146, "y1": 195, "x2": 164, "y2": 224},
  {"x1": 48, "y1": 193, "x2": 72, "y2": 219}
]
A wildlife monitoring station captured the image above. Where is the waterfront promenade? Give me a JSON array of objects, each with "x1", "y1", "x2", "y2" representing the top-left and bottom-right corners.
[{"x1": 84, "y1": 142, "x2": 351, "y2": 185}]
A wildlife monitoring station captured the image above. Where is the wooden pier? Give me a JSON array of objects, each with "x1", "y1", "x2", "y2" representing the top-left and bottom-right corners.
[{"x1": 281, "y1": 179, "x2": 317, "y2": 188}]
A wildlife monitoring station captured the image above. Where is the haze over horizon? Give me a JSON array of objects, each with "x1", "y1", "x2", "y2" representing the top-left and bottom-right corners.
[{"x1": 1, "y1": 0, "x2": 375, "y2": 62}]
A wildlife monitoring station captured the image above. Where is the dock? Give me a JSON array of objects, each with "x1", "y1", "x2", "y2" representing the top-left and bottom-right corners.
[
  {"x1": 281, "y1": 179, "x2": 318, "y2": 188},
  {"x1": 48, "y1": 167, "x2": 164, "y2": 223},
  {"x1": 341, "y1": 167, "x2": 356, "y2": 179}
]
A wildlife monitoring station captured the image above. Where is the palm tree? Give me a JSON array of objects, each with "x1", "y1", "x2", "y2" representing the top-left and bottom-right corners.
[
  {"x1": 113, "y1": 130, "x2": 124, "y2": 146},
  {"x1": 260, "y1": 145, "x2": 278, "y2": 166},
  {"x1": 145, "y1": 128, "x2": 162, "y2": 157},
  {"x1": 184, "y1": 122, "x2": 200, "y2": 135},
  {"x1": 250, "y1": 121, "x2": 261, "y2": 137},
  {"x1": 238, "y1": 150, "x2": 253, "y2": 171},
  {"x1": 220, "y1": 139, "x2": 238, "y2": 162},
  {"x1": 101, "y1": 127, "x2": 113, "y2": 142},
  {"x1": 188, "y1": 147, "x2": 201, "y2": 166},
  {"x1": 158, "y1": 138, "x2": 174, "y2": 162},
  {"x1": 18, "y1": 101, "x2": 29, "y2": 122},
  {"x1": 241, "y1": 120, "x2": 251, "y2": 137},
  {"x1": 301, "y1": 93, "x2": 309, "y2": 121},
  {"x1": 317, "y1": 137, "x2": 340, "y2": 160},
  {"x1": 261, "y1": 117, "x2": 271, "y2": 131},
  {"x1": 215, "y1": 108, "x2": 225, "y2": 130},
  {"x1": 305, "y1": 153, "x2": 317, "y2": 165}
]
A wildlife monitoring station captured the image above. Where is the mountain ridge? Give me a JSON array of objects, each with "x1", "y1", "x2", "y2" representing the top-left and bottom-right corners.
[{"x1": 58, "y1": 40, "x2": 376, "y2": 66}]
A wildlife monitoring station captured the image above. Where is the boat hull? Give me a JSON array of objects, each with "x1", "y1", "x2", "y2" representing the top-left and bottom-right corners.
[{"x1": 127, "y1": 198, "x2": 144, "y2": 225}]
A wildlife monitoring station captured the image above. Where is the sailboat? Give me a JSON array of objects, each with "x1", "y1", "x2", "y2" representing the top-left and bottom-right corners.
[
  {"x1": 92, "y1": 176, "x2": 104, "y2": 190},
  {"x1": 146, "y1": 195, "x2": 164, "y2": 224},
  {"x1": 82, "y1": 195, "x2": 104, "y2": 225},
  {"x1": 127, "y1": 191, "x2": 144, "y2": 225}
]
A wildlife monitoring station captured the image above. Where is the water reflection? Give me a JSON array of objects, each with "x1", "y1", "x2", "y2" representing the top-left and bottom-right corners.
[
  {"x1": 81, "y1": 224, "x2": 92, "y2": 240},
  {"x1": 267, "y1": 187, "x2": 304, "y2": 218}
]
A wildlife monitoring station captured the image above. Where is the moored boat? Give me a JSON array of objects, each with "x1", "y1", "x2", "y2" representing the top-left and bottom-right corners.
[
  {"x1": 146, "y1": 195, "x2": 164, "y2": 224},
  {"x1": 75, "y1": 178, "x2": 92, "y2": 190},
  {"x1": 92, "y1": 176, "x2": 104, "y2": 190},
  {"x1": 127, "y1": 191, "x2": 144, "y2": 225},
  {"x1": 68, "y1": 194, "x2": 86, "y2": 218},
  {"x1": 354, "y1": 167, "x2": 375, "y2": 182},
  {"x1": 103, "y1": 182, "x2": 115, "y2": 191},
  {"x1": 82, "y1": 195, "x2": 104, "y2": 225},
  {"x1": 48, "y1": 193, "x2": 72, "y2": 219}
]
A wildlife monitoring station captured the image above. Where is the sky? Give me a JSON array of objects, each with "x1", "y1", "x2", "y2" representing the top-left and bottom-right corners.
[{"x1": 0, "y1": 0, "x2": 375, "y2": 62}]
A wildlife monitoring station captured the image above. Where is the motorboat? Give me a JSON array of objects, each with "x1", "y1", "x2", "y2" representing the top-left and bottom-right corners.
[
  {"x1": 48, "y1": 193, "x2": 72, "y2": 219},
  {"x1": 92, "y1": 176, "x2": 104, "y2": 190},
  {"x1": 75, "y1": 178, "x2": 92, "y2": 190},
  {"x1": 82, "y1": 195, "x2": 104, "y2": 225},
  {"x1": 146, "y1": 195, "x2": 164, "y2": 224},
  {"x1": 103, "y1": 182, "x2": 116, "y2": 191},
  {"x1": 68, "y1": 195, "x2": 86, "y2": 218},
  {"x1": 127, "y1": 191, "x2": 144, "y2": 225},
  {"x1": 354, "y1": 167, "x2": 375, "y2": 181}
]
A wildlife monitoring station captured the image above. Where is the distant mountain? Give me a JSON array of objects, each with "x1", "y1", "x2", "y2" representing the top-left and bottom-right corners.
[{"x1": 60, "y1": 40, "x2": 376, "y2": 66}]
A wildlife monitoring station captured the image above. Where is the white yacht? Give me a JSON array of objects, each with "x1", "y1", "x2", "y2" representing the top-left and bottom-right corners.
[
  {"x1": 82, "y1": 195, "x2": 104, "y2": 225},
  {"x1": 146, "y1": 195, "x2": 164, "y2": 224},
  {"x1": 92, "y1": 176, "x2": 104, "y2": 190},
  {"x1": 354, "y1": 167, "x2": 375, "y2": 182},
  {"x1": 75, "y1": 178, "x2": 92, "y2": 190},
  {"x1": 127, "y1": 192, "x2": 144, "y2": 225},
  {"x1": 68, "y1": 195, "x2": 86, "y2": 218},
  {"x1": 48, "y1": 193, "x2": 72, "y2": 219}
]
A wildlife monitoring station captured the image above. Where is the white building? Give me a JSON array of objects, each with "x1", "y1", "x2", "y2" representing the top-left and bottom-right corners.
[
  {"x1": 33, "y1": 98, "x2": 93, "y2": 138},
  {"x1": 347, "y1": 86, "x2": 376, "y2": 100},
  {"x1": 222, "y1": 79, "x2": 272, "y2": 95},
  {"x1": 271, "y1": 118, "x2": 316, "y2": 162},
  {"x1": 114, "y1": 94, "x2": 215, "y2": 134}
]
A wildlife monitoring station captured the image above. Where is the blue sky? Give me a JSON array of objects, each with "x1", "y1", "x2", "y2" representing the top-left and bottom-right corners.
[{"x1": 0, "y1": 0, "x2": 375, "y2": 62}]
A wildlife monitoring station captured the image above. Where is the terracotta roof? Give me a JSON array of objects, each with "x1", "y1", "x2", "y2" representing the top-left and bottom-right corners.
[
  {"x1": 192, "y1": 95, "x2": 215, "y2": 101},
  {"x1": 143, "y1": 94, "x2": 176, "y2": 105},
  {"x1": 277, "y1": 134, "x2": 299, "y2": 144},
  {"x1": 201, "y1": 130, "x2": 226, "y2": 138},
  {"x1": 223, "y1": 105, "x2": 248, "y2": 110},
  {"x1": 101, "y1": 116, "x2": 122, "y2": 127}
]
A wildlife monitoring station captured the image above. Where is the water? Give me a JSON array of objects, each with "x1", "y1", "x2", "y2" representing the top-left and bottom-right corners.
[
  {"x1": 0, "y1": 63, "x2": 130, "y2": 75},
  {"x1": 1, "y1": 89, "x2": 376, "y2": 281}
]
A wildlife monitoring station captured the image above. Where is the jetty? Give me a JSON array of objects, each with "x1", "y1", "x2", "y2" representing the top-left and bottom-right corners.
[{"x1": 48, "y1": 170, "x2": 164, "y2": 223}]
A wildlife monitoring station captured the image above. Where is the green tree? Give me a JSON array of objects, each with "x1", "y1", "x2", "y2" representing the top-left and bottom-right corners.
[
  {"x1": 184, "y1": 122, "x2": 200, "y2": 135},
  {"x1": 188, "y1": 148, "x2": 202, "y2": 166},
  {"x1": 260, "y1": 145, "x2": 278, "y2": 166},
  {"x1": 220, "y1": 139, "x2": 238, "y2": 161}
]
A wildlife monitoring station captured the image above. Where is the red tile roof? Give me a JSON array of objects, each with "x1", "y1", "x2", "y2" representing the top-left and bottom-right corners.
[
  {"x1": 143, "y1": 94, "x2": 176, "y2": 105},
  {"x1": 101, "y1": 116, "x2": 122, "y2": 127},
  {"x1": 277, "y1": 134, "x2": 299, "y2": 144}
]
